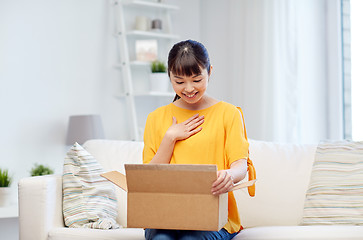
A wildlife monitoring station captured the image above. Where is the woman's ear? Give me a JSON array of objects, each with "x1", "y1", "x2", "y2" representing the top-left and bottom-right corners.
[{"x1": 208, "y1": 65, "x2": 213, "y2": 80}]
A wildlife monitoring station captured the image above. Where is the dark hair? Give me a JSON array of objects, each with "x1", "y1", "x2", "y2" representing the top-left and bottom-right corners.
[{"x1": 168, "y1": 40, "x2": 211, "y2": 101}]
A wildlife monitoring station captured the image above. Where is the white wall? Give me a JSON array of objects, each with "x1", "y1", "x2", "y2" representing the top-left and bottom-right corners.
[
  {"x1": 0, "y1": 1, "x2": 123, "y2": 237},
  {"x1": 0, "y1": 0, "x2": 120, "y2": 191},
  {"x1": 200, "y1": 0, "x2": 342, "y2": 143},
  {"x1": 0, "y1": 0, "x2": 200, "y2": 238},
  {"x1": 0, "y1": 0, "x2": 200, "y2": 186}
]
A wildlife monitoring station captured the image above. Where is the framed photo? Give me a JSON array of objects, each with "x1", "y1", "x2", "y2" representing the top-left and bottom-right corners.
[{"x1": 135, "y1": 39, "x2": 158, "y2": 62}]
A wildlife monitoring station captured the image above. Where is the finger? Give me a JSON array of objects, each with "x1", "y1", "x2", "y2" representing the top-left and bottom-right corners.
[
  {"x1": 188, "y1": 118, "x2": 204, "y2": 131},
  {"x1": 187, "y1": 115, "x2": 204, "y2": 125},
  {"x1": 212, "y1": 172, "x2": 233, "y2": 193},
  {"x1": 212, "y1": 171, "x2": 227, "y2": 188},
  {"x1": 186, "y1": 115, "x2": 204, "y2": 128},
  {"x1": 212, "y1": 172, "x2": 233, "y2": 194},
  {"x1": 172, "y1": 116, "x2": 177, "y2": 125},
  {"x1": 212, "y1": 181, "x2": 234, "y2": 195},
  {"x1": 183, "y1": 114, "x2": 199, "y2": 125},
  {"x1": 187, "y1": 127, "x2": 202, "y2": 137},
  {"x1": 213, "y1": 183, "x2": 233, "y2": 195}
]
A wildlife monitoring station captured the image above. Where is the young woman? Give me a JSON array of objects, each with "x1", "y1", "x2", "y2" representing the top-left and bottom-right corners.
[{"x1": 143, "y1": 40, "x2": 250, "y2": 240}]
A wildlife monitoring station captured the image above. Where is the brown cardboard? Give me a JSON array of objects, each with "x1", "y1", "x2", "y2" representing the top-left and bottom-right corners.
[{"x1": 101, "y1": 164, "x2": 256, "y2": 231}]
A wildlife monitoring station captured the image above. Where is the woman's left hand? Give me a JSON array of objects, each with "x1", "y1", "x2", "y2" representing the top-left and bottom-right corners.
[{"x1": 211, "y1": 170, "x2": 234, "y2": 195}]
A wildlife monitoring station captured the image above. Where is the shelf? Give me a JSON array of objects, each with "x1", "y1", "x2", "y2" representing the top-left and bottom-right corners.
[
  {"x1": 116, "y1": 91, "x2": 174, "y2": 98},
  {"x1": 123, "y1": 0, "x2": 179, "y2": 10},
  {"x1": 137, "y1": 91, "x2": 174, "y2": 97},
  {"x1": 0, "y1": 205, "x2": 18, "y2": 219},
  {"x1": 114, "y1": 0, "x2": 179, "y2": 140},
  {"x1": 127, "y1": 30, "x2": 179, "y2": 39},
  {"x1": 130, "y1": 61, "x2": 151, "y2": 67},
  {"x1": 114, "y1": 61, "x2": 151, "y2": 69}
]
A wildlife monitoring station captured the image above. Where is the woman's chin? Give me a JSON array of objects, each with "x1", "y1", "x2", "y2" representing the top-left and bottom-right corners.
[{"x1": 181, "y1": 95, "x2": 203, "y2": 105}]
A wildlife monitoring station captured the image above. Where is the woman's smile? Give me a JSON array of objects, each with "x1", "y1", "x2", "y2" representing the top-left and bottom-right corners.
[{"x1": 183, "y1": 92, "x2": 198, "y2": 99}]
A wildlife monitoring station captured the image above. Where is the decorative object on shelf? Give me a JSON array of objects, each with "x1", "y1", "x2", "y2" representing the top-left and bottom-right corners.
[
  {"x1": 66, "y1": 114, "x2": 105, "y2": 145},
  {"x1": 151, "y1": 19, "x2": 162, "y2": 31},
  {"x1": 151, "y1": 60, "x2": 167, "y2": 73},
  {"x1": 135, "y1": 39, "x2": 158, "y2": 62},
  {"x1": 150, "y1": 60, "x2": 170, "y2": 92},
  {"x1": 0, "y1": 168, "x2": 12, "y2": 207},
  {"x1": 134, "y1": 16, "x2": 149, "y2": 31},
  {"x1": 30, "y1": 163, "x2": 54, "y2": 177}
]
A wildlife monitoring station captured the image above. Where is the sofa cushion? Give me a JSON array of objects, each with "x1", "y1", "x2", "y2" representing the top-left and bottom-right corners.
[
  {"x1": 234, "y1": 225, "x2": 363, "y2": 240},
  {"x1": 83, "y1": 140, "x2": 144, "y2": 172},
  {"x1": 302, "y1": 141, "x2": 363, "y2": 225},
  {"x1": 63, "y1": 143, "x2": 118, "y2": 229},
  {"x1": 48, "y1": 227, "x2": 144, "y2": 240},
  {"x1": 234, "y1": 140, "x2": 317, "y2": 227}
]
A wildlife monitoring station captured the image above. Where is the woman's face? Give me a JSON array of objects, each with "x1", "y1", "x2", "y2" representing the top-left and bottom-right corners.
[{"x1": 170, "y1": 67, "x2": 210, "y2": 106}]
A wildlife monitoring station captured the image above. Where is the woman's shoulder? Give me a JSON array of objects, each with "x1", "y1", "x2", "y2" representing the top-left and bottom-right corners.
[
  {"x1": 147, "y1": 103, "x2": 173, "y2": 119},
  {"x1": 216, "y1": 101, "x2": 241, "y2": 113}
]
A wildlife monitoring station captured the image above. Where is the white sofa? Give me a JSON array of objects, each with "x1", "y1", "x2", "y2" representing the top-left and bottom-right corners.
[{"x1": 18, "y1": 139, "x2": 363, "y2": 240}]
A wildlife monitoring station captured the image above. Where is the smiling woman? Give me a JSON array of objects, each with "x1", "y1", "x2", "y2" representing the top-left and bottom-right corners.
[{"x1": 142, "y1": 40, "x2": 256, "y2": 240}]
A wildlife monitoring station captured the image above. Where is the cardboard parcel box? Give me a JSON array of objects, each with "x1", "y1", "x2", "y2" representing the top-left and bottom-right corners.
[{"x1": 101, "y1": 164, "x2": 255, "y2": 231}]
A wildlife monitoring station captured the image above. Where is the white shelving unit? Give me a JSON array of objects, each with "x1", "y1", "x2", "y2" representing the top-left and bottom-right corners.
[
  {"x1": 113, "y1": 0, "x2": 179, "y2": 140},
  {"x1": 123, "y1": 0, "x2": 179, "y2": 10},
  {"x1": 0, "y1": 205, "x2": 18, "y2": 219},
  {"x1": 127, "y1": 30, "x2": 179, "y2": 39}
]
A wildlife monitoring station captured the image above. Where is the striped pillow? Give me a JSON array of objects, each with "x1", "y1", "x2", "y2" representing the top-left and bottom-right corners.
[
  {"x1": 63, "y1": 142, "x2": 119, "y2": 229},
  {"x1": 301, "y1": 141, "x2": 363, "y2": 225}
]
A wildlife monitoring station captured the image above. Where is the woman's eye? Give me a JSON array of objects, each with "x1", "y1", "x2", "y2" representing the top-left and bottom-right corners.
[
  {"x1": 194, "y1": 79, "x2": 202, "y2": 83},
  {"x1": 176, "y1": 82, "x2": 183, "y2": 85}
]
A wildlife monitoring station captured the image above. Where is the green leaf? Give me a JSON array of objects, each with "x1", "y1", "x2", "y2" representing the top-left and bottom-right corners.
[
  {"x1": 30, "y1": 164, "x2": 54, "y2": 177},
  {"x1": 0, "y1": 169, "x2": 12, "y2": 187},
  {"x1": 151, "y1": 60, "x2": 167, "y2": 73}
]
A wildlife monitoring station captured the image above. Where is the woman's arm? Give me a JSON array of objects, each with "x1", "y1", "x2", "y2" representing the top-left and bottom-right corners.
[
  {"x1": 149, "y1": 114, "x2": 204, "y2": 164},
  {"x1": 211, "y1": 159, "x2": 248, "y2": 195}
]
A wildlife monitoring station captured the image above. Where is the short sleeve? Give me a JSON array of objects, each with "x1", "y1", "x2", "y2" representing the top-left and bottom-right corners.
[
  {"x1": 225, "y1": 107, "x2": 249, "y2": 168},
  {"x1": 143, "y1": 113, "x2": 157, "y2": 164}
]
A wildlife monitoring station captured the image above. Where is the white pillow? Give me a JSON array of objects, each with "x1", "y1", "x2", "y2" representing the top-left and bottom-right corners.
[
  {"x1": 234, "y1": 140, "x2": 317, "y2": 227},
  {"x1": 63, "y1": 142, "x2": 119, "y2": 229},
  {"x1": 302, "y1": 141, "x2": 363, "y2": 225}
]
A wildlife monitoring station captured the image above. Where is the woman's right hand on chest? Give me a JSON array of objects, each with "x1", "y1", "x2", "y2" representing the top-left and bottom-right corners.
[{"x1": 165, "y1": 114, "x2": 204, "y2": 142}]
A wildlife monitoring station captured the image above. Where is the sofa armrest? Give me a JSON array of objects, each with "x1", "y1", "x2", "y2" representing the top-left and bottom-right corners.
[{"x1": 18, "y1": 175, "x2": 64, "y2": 240}]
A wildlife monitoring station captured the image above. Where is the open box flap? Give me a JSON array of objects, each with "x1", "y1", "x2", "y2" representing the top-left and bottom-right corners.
[
  {"x1": 101, "y1": 165, "x2": 257, "y2": 194},
  {"x1": 231, "y1": 179, "x2": 257, "y2": 191},
  {"x1": 101, "y1": 171, "x2": 128, "y2": 192}
]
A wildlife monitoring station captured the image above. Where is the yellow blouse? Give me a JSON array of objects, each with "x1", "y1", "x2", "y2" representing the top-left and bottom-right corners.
[{"x1": 143, "y1": 101, "x2": 249, "y2": 233}]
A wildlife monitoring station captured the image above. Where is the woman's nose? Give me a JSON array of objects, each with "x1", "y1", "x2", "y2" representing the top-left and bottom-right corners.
[{"x1": 184, "y1": 83, "x2": 194, "y2": 92}]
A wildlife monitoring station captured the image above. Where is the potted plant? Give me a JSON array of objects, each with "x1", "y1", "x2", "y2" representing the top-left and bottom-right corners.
[
  {"x1": 30, "y1": 163, "x2": 54, "y2": 176},
  {"x1": 0, "y1": 168, "x2": 12, "y2": 207},
  {"x1": 149, "y1": 60, "x2": 170, "y2": 92}
]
